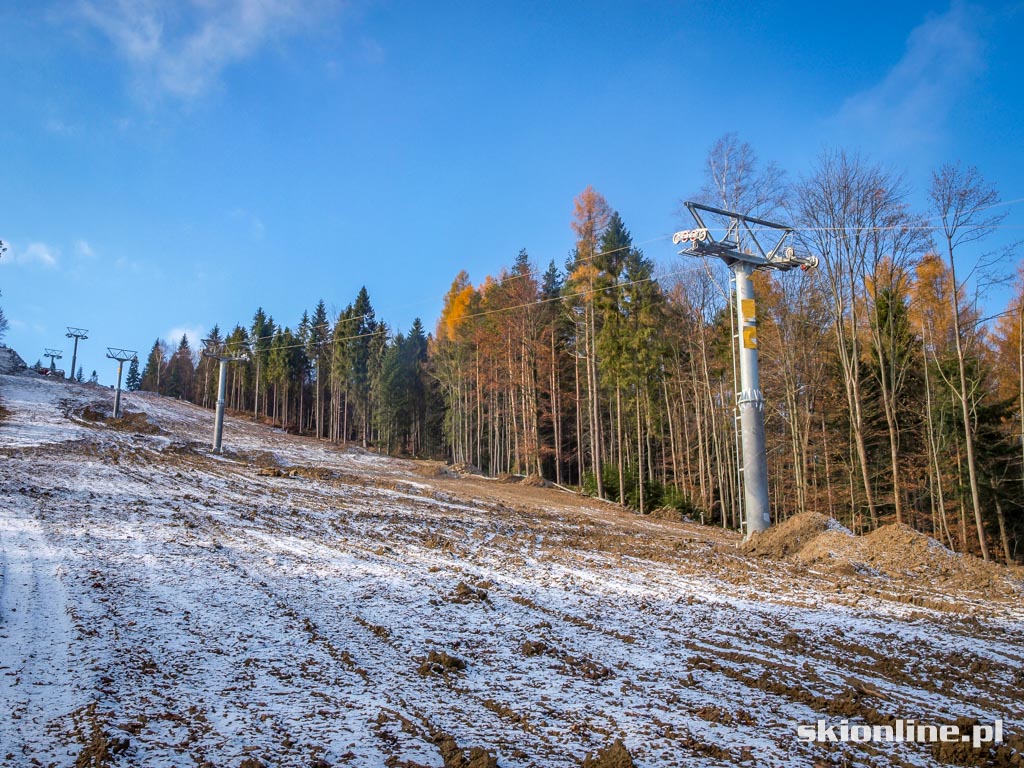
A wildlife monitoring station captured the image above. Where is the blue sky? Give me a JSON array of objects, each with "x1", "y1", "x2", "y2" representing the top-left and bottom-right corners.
[{"x1": 1, "y1": 1, "x2": 1022, "y2": 383}]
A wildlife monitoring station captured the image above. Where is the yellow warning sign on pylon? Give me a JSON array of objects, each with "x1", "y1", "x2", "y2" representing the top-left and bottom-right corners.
[{"x1": 743, "y1": 326, "x2": 758, "y2": 349}]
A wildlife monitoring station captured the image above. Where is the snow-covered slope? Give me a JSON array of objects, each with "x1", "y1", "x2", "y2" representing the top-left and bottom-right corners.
[{"x1": 1, "y1": 373, "x2": 1021, "y2": 767}]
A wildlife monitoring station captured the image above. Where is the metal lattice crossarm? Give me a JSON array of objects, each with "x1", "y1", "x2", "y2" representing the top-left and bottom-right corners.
[
  {"x1": 106, "y1": 348, "x2": 137, "y2": 362},
  {"x1": 675, "y1": 202, "x2": 818, "y2": 272},
  {"x1": 44, "y1": 348, "x2": 64, "y2": 360},
  {"x1": 201, "y1": 338, "x2": 250, "y2": 362}
]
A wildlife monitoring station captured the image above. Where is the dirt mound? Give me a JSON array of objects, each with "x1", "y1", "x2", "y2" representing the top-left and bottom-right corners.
[
  {"x1": 413, "y1": 462, "x2": 449, "y2": 478},
  {"x1": 256, "y1": 467, "x2": 291, "y2": 478},
  {"x1": 286, "y1": 465, "x2": 336, "y2": 481},
  {"x1": 789, "y1": 521, "x2": 1019, "y2": 595},
  {"x1": 111, "y1": 411, "x2": 162, "y2": 434},
  {"x1": 581, "y1": 739, "x2": 635, "y2": 768},
  {"x1": 857, "y1": 524, "x2": 1010, "y2": 591},
  {"x1": 449, "y1": 581, "x2": 489, "y2": 604},
  {"x1": 432, "y1": 731, "x2": 499, "y2": 768},
  {"x1": 647, "y1": 506, "x2": 690, "y2": 523},
  {"x1": 521, "y1": 474, "x2": 550, "y2": 488},
  {"x1": 742, "y1": 512, "x2": 846, "y2": 559},
  {"x1": 76, "y1": 404, "x2": 162, "y2": 435},
  {"x1": 417, "y1": 650, "x2": 466, "y2": 677},
  {"x1": 414, "y1": 461, "x2": 484, "y2": 479},
  {"x1": 792, "y1": 528, "x2": 862, "y2": 568},
  {"x1": 79, "y1": 405, "x2": 107, "y2": 423}
]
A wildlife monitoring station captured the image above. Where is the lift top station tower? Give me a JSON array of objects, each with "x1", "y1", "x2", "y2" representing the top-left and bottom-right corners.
[{"x1": 674, "y1": 202, "x2": 818, "y2": 538}]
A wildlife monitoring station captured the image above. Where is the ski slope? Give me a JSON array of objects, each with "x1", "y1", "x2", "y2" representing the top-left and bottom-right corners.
[{"x1": 1, "y1": 373, "x2": 1022, "y2": 767}]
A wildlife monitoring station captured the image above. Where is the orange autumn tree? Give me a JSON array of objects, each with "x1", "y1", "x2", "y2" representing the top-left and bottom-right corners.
[
  {"x1": 564, "y1": 185, "x2": 612, "y2": 498},
  {"x1": 433, "y1": 271, "x2": 480, "y2": 465}
]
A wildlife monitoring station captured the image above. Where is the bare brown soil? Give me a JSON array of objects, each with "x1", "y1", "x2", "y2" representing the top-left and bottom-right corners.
[
  {"x1": 747, "y1": 512, "x2": 1022, "y2": 601},
  {"x1": 582, "y1": 739, "x2": 636, "y2": 768}
]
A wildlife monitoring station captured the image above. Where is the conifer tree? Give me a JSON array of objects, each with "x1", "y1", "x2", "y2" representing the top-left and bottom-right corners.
[
  {"x1": 140, "y1": 339, "x2": 167, "y2": 393},
  {"x1": 348, "y1": 287, "x2": 379, "y2": 447},
  {"x1": 125, "y1": 357, "x2": 141, "y2": 390},
  {"x1": 251, "y1": 308, "x2": 274, "y2": 419},
  {"x1": 308, "y1": 300, "x2": 329, "y2": 438},
  {"x1": 166, "y1": 335, "x2": 195, "y2": 400}
]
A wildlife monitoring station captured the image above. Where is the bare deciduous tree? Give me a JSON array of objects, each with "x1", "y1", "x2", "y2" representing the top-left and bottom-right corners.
[{"x1": 930, "y1": 163, "x2": 1009, "y2": 561}]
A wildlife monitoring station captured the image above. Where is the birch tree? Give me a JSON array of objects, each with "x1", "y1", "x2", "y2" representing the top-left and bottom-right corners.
[{"x1": 929, "y1": 163, "x2": 1008, "y2": 561}]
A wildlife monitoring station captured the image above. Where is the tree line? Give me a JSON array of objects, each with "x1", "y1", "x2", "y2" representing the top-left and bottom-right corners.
[{"x1": 133, "y1": 136, "x2": 1024, "y2": 563}]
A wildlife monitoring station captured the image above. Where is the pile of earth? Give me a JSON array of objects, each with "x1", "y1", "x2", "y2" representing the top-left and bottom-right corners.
[
  {"x1": 741, "y1": 511, "x2": 849, "y2": 559},
  {"x1": 743, "y1": 512, "x2": 1022, "y2": 595},
  {"x1": 77, "y1": 404, "x2": 162, "y2": 434}
]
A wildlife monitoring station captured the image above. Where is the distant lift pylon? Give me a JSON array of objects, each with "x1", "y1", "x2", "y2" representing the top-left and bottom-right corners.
[
  {"x1": 201, "y1": 339, "x2": 250, "y2": 453},
  {"x1": 674, "y1": 202, "x2": 817, "y2": 538}
]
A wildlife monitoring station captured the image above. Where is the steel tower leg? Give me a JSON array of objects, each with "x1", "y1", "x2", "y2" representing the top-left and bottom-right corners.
[
  {"x1": 733, "y1": 262, "x2": 770, "y2": 536},
  {"x1": 213, "y1": 358, "x2": 228, "y2": 453},
  {"x1": 114, "y1": 360, "x2": 125, "y2": 418}
]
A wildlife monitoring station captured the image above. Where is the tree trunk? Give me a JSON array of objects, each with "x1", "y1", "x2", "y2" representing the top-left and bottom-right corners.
[
  {"x1": 994, "y1": 494, "x2": 1012, "y2": 564},
  {"x1": 946, "y1": 233, "x2": 989, "y2": 561},
  {"x1": 616, "y1": 384, "x2": 625, "y2": 506}
]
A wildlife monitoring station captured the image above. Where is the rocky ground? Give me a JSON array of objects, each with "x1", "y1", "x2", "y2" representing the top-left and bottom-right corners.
[{"x1": 1, "y1": 372, "x2": 1022, "y2": 768}]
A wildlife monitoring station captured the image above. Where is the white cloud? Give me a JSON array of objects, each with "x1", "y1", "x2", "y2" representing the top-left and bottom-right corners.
[
  {"x1": 0, "y1": 242, "x2": 60, "y2": 268},
  {"x1": 165, "y1": 325, "x2": 206, "y2": 352},
  {"x1": 73, "y1": 0, "x2": 337, "y2": 101},
  {"x1": 75, "y1": 239, "x2": 96, "y2": 258},
  {"x1": 829, "y1": 3, "x2": 986, "y2": 150}
]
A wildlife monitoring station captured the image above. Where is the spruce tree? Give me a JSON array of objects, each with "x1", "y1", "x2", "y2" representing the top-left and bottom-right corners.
[
  {"x1": 140, "y1": 339, "x2": 166, "y2": 393},
  {"x1": 125, "y1": 357, "x2": 141, "y2": 390},
  {"x1": 166, "y1": 335, "x2": 195, "y2": 400},
  {"x1": 348, "y1": 287, "x2": 378, "y2": 446},
  {"x1": 308, "y1": 300, "x2": 329, "y2": 437},
  {"x1": 251, "y1": 308, "x2": 274, "y2": 417}
]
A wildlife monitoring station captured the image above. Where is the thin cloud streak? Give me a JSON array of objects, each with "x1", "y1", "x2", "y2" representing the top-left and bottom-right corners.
[
  {"x1": 73, "y1": 0, "x2": 338, "y2": 101},
  {"x1": 1, "y1": 242, "x2": 60, "y2": 268},
  {"x1": 829, "y1": 3, "x2": 986, "y2": 152}
]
